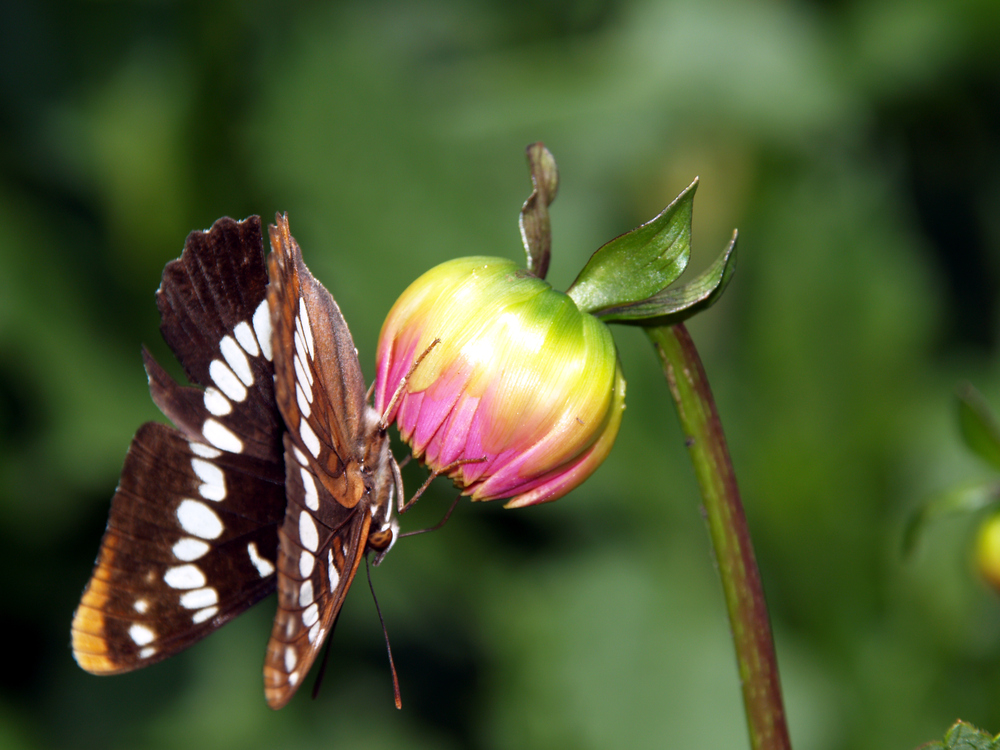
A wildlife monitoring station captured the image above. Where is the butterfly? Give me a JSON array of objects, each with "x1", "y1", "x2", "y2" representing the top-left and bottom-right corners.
[{"x1": 71, "y1": 214, "x2": 401, "y2": 709}]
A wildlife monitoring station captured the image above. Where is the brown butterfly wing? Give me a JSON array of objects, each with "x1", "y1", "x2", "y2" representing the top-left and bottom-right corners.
[
  {"x1": 71, "y1": 216, "x2": 286, "y2": 674},
  {"x1": 262, "y1": 214, "x2": 385, "y2": 709}
]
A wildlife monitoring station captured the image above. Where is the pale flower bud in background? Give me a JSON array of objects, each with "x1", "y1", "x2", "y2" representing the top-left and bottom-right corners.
[{"x1": 976, "y1": 512, "x2": 1000, "y2": 591}]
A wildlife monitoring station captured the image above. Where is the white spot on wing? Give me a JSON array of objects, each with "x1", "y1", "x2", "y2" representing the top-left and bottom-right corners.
[
  {"x1": 284, "y1": 646, "x2": 296, "y2": 673},
  {"x1": 292, "y1": 446, "x2": 308, "y2": 466},
  {"x1": 173, "y1": 537, "x2": 210, "y2": 561},
  {"x1": 299, "y1": 298, "x2": 315, "y2": 357},
  {"x1": 288, "y1": 671, "x2": 299, "y2": 687},
  {"x1": 302, "y1": 603, "x2": 319, "y2": 628},
  {"x1": 233, "y1": 320, "x2": 260, "y2": 357},
  {"x1": 253, "y1": 299, "x2": 273, "y2": 361},
  {"x1": 328, "y1": 548, "x2": 341, "y2": 592},
  {"x1": 296, "y1": 382, "x2": 312, "y2": 418},
  {"x1": 203, "y1": 386, "x2": 232, "y2": 417},
  {"x1": 209, "y1": 359, "x2": 247, "y2": 402},
  {"x1": 293, "y1": 327, "x2": 308, "y2": 370},
  {"x1": 299, "y1": 579, "x2": 314, "y2": 608},
  {"x1": 177, "y1": 499, "x2": 223, "y2": 540},
  {"x1": 133, "y1": 599, "x2": 149, "y2": 614},
  {"x1": 203, "y1": 420, "x2": 243, "y2": 453},
  {"x1": 299, "y1": 511, "x2": 319, "y2": 552},
  {"x1": 189, "y1": 441, "x2": 222, "y2": 459},
  {"x1": 192, "y1": 606, "x2": 218, "y2": 624},
  {"x1": 247, "y1": 541, "x2": 275, "y2": 577},
  {"x1": 179, "y1": 587, "x2": 219, "y2": 609},
  {"x1": 308, "y1": 621, "x2": 321, "y2": 644},
  {"x1": 220, "y1": 335, "x2": 254, "y2": 387},
  {"x1": 300, "y1": 469, "x2": 319, "y2": 511},
  {"x1": 139, "y1": 646, "x2": 156, "y2": 659},
  {"x1": 299, "y1": 549, "x2": 315, "y2": 578},
  {"x1": 191, "y1": 458, "x2": 226, "y2": 501},
  {"x1": 299, "y1": 420, "x2": 321, "y2": 458},
  {"x1": 164, "y1": 564, "x2": 206, "y2": 589},
  {"x1": 293, "y1": 352, "x2": 313, "y2": 390}
]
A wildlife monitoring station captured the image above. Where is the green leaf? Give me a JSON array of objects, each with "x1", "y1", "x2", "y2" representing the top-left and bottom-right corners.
[
  {"x1": 566, "y1": 179, "x2": 696, "y2": 314},
  {"x1": 927, "y1": 720, "x2": 1000, "y2": 749},
  {"x1": 903, "y1": 479, "x2": 1000, "y2": 555},
  {"x1": 958, "y1": 382, "x2": 1000, "y2": 471},
  {"x1": 593, "y1": 229, "x2": 737, "y2": 325}
]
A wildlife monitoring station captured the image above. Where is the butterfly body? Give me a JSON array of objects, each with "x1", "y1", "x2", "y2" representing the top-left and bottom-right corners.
[{"x1": 72, "y1": 214, "x2": 399, "y2": 709}]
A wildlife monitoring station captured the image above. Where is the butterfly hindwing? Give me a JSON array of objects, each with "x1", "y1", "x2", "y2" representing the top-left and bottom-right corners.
[
  {"x1": 71, "y1": 422, "x2": 285, "y2": 672},
  {"x1": 72, "y1": 216, "x2": 287, "y2": 674}
]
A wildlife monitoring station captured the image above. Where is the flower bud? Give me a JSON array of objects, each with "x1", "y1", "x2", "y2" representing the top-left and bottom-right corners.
[
  {"x1": 374, "y1": 257, "x2": 625, "y2": 508},
  {"x1": 976, "y1": 512, "x2": 1000, "y2": 591}
]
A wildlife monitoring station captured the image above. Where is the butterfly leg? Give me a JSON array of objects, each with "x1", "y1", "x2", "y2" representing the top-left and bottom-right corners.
[
  {"x1": 378, "y1": 338, "x2": 441, "y2": 431},
  {"x1": 399, "y1": 494, "x2": 461, "y2": 538},
  {"x1": 397, "y1": 456, "x2": 487, "y2": 514}
]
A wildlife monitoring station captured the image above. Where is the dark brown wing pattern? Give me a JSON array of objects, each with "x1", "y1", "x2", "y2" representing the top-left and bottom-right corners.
[
  {"x1": 261, "y1": 214, "x2": 398, "y2": 709},
  {"x1": 72, "y1": 214, "x2": 400, "y2": 708},
  {"x1": 71, "y1": 217, "x2": 286, "y2": 674}
]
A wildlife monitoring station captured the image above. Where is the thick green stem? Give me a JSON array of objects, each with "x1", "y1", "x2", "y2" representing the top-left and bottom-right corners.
[{"x1": 647, "y1": 323, "x2": 791, "y2": 750}]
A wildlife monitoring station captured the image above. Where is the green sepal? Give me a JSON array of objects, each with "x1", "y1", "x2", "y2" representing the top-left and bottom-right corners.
[
  {"x1": 925, "y1": 720, "x2": 1000, "y2": 750},
  {"x1": 902, "y1": 479, "x2": 1000, "y2": 555},
  {"x1": 592, "y1": 230, "x2": 737, "y2": 325},
  {"x1": 958, "y1": 382, "x2": 1000, "y2": 471},
  {"x1": 566, "y1": 179, "x2": 697, "y2": 314}
]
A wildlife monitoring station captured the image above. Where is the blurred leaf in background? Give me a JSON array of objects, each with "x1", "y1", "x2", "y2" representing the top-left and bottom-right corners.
[{"x1": 3, "y1": 0, "x2": 1000, "y2": 749}]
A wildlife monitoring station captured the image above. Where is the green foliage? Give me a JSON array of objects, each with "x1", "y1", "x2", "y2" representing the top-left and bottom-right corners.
[
  {"x1": 904, "y1": 386, "x2": 1000, "y2": 554},
  {"x1": 904, "y1": 479, "x2": 1000, "y2": 555},
  {"x1": 4, "y1": 1, "x2": 1000, "y2": 749},
  {"x1": 958, "y1": 384, "x2": 1000, "y2": 472},
  {"x1": 928, "y1": 720, "x2": 1000, "y2": 750},
  {"x1": 594, "y1": 229, "x2": 736, "y2": 325},
  {"x1": 566, "y1": 180, "x2": 695, "y2": 314}
]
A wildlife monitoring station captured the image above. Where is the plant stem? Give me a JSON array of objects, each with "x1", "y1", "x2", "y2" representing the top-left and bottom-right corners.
[{"x1": 647, "y1": 322, "x2": 791, "y2": 750}]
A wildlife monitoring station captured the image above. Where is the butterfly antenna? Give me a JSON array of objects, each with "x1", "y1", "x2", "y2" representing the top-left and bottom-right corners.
[
  {"x1": 366, "y1": 554, "x2": 402, "y2": 709},
  {"x1": 311, "y1": 610, "x2": 343, "y2": 700}
]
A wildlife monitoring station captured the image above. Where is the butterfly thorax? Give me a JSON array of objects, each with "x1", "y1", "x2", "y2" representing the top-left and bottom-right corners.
[{"x1": 362, "y1": 405, "x2": 399, "y2": 561}]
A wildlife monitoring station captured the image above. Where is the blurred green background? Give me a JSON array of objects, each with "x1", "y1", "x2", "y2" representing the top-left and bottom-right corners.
[{"x1": 3, "y1": 0, "x2": 1000, "y2": 748}]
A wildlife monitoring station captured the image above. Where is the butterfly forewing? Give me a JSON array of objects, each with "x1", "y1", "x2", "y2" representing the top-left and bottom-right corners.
[
  {"x1": 152, "y1": 217, "x2": 283, "y2": 462},
  {"x1": 261, "y1": 214, "x2": 395, "y2": 709},
  {"x1": 72, "y1": 216, "x2": 287, "y2": 674}
]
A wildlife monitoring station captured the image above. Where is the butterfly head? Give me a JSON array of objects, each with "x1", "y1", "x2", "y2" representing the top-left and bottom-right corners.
[{"x1": 362, "y1": 405, "x2": 400, "y2": 565}]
